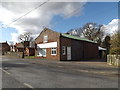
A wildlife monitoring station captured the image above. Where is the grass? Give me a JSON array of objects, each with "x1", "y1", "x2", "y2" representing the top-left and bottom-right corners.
[
  {"x1": 25, "y1": 56, "x2": 35, "y2": 59},
  {"x1": 25, "y1": 56, "x2": 47, "y2": 60}
]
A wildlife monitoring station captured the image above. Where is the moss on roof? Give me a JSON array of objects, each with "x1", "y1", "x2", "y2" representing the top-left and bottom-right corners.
[{"x1": 61, "y1": 33, "x2": 97, "y2": 43}]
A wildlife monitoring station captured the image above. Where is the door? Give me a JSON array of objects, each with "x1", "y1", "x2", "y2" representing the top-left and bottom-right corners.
[
  {"x1": 67, "y1": 47, "x2": 71, "y2": 60},
  {"x1": 42, "y1": 48, "x2": 46, "y2": 57}
]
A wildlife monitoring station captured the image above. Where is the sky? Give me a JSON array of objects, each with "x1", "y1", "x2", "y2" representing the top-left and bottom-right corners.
[{"x1": 0, "y1": 1, "x2": 119, "y2": 44}]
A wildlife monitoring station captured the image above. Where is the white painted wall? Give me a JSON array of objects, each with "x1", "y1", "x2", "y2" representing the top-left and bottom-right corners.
[{"x1": 37, "y1": 42, "x2": 57, "y2": 48}]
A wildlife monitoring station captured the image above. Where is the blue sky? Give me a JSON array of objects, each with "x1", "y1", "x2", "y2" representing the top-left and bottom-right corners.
[
  {"x1": 0, "y1": 2, "x2": 118, "y2": 43},
  {"x1": 52, "y1": 2, "x2": 118, "y2": 33},
  {"x1": 1, "y1": 27, "x2": 17, "y2": 42}
]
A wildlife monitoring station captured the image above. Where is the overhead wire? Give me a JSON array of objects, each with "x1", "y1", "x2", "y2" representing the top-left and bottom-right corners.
[{"x1": 0, "y1": 0, "x2": 50, "y2": 29}]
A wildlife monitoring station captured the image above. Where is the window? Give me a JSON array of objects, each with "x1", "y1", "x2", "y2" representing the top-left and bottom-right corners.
[
  {"x1": 62, "y1": 46, "x2": 66, "y2": 55},
  {"x1": 38, "y1": 48, "x2": 46, "y2": 57},
  {"x1": 43, "y1": 35, "x2": 48, "y2": 43},
  {"x1": 42, "y1": 48, "x2": 46, "y2": 57},
  {"x1": 51, "y1": 48, "x2": 57, "y2": 55}
]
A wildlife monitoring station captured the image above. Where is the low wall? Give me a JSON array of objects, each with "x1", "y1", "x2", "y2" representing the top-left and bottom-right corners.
[
  {"x1": 6, "y1": 52, "x2": 23, "y2": 58},
  {"x1": 107, "y1": 55, "x2": 120, "y2": 67}
]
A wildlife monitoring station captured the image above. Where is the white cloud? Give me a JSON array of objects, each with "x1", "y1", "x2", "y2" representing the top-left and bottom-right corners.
[
  {"x1": 11, "y1": 33, "x2": 19, "y2": 44},
  {"x1": 0, "y1": 2, "x2": 86, "y2": 43},
  {"x1": 103, "y1": 19, "x2": 119, "y2": 35}
]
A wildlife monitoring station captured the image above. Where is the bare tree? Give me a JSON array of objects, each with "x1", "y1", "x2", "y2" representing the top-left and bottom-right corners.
[
  {"x1": 18, "y1": 32, "x2": 33, "y2": 42},
  {"x1": 67, "y1": 22, "x2": 105, "y2": 46},
  {"x1": 82, "y1": 23, "x2": 104, "y2": 42},
  {"x1": 67, "y1": 28, "x2": 83, "y2": 37},
  {"x1": 18, "y1": 32, "x2": 33, "y2": 58}
]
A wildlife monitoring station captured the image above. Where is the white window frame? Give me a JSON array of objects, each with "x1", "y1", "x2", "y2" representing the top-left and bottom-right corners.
[
  {"x1": 43, "y1": 35, "x2": 48, "y2": 43},
  {"x1": 51, "y1": 48, "x2": 57, "y2": 55},
  {"x1": 62, "y1": 46, "x2": 66, "y2": 55}
]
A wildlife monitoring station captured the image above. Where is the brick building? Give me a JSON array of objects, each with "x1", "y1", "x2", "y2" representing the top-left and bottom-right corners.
[
  {"x1": 35, "y1": 28, "x2": 99, "y2": 61},
  {"x1": 0, "y1": 41, "x2": 10, "y2": 55},
  {"x1": 15, "y1": 41, "x2": 35, "y2": 56}
]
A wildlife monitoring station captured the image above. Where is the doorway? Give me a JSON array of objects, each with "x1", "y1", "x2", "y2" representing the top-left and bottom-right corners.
[{"x1": 67, "y1": 47, "x2": 71, "y2": 60}]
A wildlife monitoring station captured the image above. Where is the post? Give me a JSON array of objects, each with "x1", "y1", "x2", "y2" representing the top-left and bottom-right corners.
[{"x1": 22, "y1": 41, "x2": 25, "y2": 58}]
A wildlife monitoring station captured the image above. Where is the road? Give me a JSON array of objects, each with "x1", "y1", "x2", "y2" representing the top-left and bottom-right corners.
[{"x1": 1, "y1": 56, "x2": 119, "y2": 89}]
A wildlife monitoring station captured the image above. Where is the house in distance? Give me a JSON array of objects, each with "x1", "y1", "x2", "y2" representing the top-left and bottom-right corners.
[
  {"x1": 15, "y1": 41, "x2": 35, "y2": 56},
  {"x1": 0, "y1": 41, "x2": 10, "y2": 55},
  {"x1": 35, "y1": 28, "x2": 99, "y2": 61}
]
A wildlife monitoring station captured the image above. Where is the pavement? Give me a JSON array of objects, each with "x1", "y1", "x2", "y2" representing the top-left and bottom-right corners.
[{"x1": 1, "y1": 55, "x2": 119, "y2": 88}]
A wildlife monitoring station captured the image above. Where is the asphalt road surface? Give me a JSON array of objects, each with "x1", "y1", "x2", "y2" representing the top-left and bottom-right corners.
[{"x1": 1, "y1": 56, "x2": 119, "y2": 89}]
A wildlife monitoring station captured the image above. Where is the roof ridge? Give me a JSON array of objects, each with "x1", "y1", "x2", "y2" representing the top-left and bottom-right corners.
[{"x1": 61, "y1": 33, "x2": 96, "y2": 43}]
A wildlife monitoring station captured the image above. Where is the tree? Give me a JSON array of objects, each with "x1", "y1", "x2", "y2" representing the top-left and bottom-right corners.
[
  {"x1": 18, "y1": 32, "x2": 33, "y2": 42},
  {"x1": 67, "y1": 22, "x2": 105, "y2": 46},
  {"x1": 110, "y1": 30, "x2": 120, "y2": 55},
  {"x1": 18, "y1": 32, "x2": 33, "y2": 58},
  {"x1": 81, "y1": 23, "x2": 104, "y2": 45},
  {"x1": 67, "y1": 28, "x2": 83, "y2": 37},
  {"x1": 102, "y1": 35, "x2": 111, "y2": 54}
]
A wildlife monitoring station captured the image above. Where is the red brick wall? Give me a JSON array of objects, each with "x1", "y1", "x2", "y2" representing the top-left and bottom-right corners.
[
  {"x1": 17, "y1": 48, "x2": 23, "y2": 52},
  {"x1": 45, "y1": 48, "x2": 60, "y2": 60},
  {"x1": 83, "y1": 42, "x2": 99, "y2": 59},
  {"x1": 35, "y1": 28, "x2": 60, "y2": 44},
  {"x1": 35, "y1": 28, "x2": 60, "y2": 60},
  {"x1": 71, "y1": 40, "x2": 84, "y2": 60},
  {"x1": 60, "y1": 36, "x2": 99, "y2": 61},
  {"x1": 29, "y1": 48, "x2": 35, "y2": 56},
  {"x1": 35, "y1": 28, "x2": 99, "y2": 61},
  {"x1": 60, "y1": 37, "x2": 71, "y2": 60},
  {"x1": 2, "y1": 43, "x2": 10, "y2": 51}
]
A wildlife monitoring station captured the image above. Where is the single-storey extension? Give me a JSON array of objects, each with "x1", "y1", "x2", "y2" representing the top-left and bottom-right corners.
[{"x1": 35, "y1": 28, "x2": 99, "y2": 61}]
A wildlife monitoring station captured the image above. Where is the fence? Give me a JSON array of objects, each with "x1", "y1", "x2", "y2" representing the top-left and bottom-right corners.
[{"x1": 107, "y1": 55, "x2": 120, "y2": 67}]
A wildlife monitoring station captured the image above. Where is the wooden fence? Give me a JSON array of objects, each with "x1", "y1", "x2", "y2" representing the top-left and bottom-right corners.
[{"x1": 107, "y1": 55, "x2": 120, "y2": 67}]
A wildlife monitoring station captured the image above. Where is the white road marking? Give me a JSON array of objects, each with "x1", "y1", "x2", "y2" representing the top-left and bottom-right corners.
[
  {"x1": 23, "y1": 83, "x2": 34, "y2": 89},
  {"x1": 0, "y1": 68, "x2": 10, "y2": 75},
  {"x1": 0, "y1": 68, "x2": 35, "y2": 89}
]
